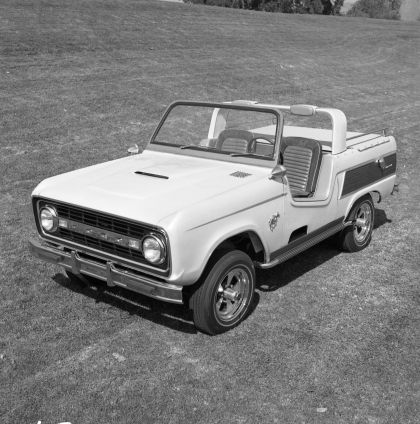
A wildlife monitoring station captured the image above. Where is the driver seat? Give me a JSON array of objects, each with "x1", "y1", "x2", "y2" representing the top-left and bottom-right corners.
[
  {"x1": 281, "y1": 137, "x2": 323, "y2": 198},
  {"x1": 217, "y1": 129, "x2": 254, "y2": 153}
]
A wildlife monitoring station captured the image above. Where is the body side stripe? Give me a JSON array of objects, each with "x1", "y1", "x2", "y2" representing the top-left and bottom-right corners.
[{"x1": 341, "y1": 153, "x2": 396, "y2": 197}]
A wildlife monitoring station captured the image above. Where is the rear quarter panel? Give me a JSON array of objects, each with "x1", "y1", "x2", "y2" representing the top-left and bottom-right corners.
[{"x1": 335, "y1": 135, "x2": 397, "y2": 218}]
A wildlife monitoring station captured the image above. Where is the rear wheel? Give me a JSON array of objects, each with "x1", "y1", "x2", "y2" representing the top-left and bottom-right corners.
[
  {"x1": 338, "y1": 195, "x2": 375, "y2": 252},
  {"x1": 190, "y1": 250, "x2": 255, "y2": 335}
]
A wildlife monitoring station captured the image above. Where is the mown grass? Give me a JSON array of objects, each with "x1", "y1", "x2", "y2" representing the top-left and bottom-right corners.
[{"x1": 0, "y1": 1, "x2": 419, "y2": 423}]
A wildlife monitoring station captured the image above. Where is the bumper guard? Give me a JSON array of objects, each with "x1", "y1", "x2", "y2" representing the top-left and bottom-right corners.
[{"x1": 29, "y1": 238, "x2": 183, "y2": 304}]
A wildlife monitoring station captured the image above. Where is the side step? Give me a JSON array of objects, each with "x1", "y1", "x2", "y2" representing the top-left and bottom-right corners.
[{"x1": 256, "y1": 217, "x2": 345, "y2": 269}]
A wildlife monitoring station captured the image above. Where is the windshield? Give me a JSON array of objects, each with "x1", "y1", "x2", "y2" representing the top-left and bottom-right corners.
[{"x1": 151, "y1": 104, "x2": 279, "y2": 160}]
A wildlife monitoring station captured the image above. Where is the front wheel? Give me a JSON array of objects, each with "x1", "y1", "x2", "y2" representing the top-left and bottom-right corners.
[
  {"x1": 190, "y1": 250, "x2": 255, "y2": 335},
  {"x1": 338, "y1": 194, "x2": 375, "y2": 252}
]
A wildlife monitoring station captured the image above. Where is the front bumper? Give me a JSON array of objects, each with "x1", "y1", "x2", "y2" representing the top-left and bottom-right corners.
[{"x1": 29, "y1": 238, "x2": 183, "y2": 304}]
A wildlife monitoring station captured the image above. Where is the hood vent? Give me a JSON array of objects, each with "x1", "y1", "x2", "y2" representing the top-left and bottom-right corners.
[
  {"x1": 135, "y1": 171, "x2": 169, "y2": 180},
  {"x1": 230, "y1": 171, "x2": 251, "y2": 178}
]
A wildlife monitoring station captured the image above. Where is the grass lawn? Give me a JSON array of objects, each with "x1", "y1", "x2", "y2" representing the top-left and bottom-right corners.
[{"x1": 0, "y1": 1, "x2": 419, "y2": 423}]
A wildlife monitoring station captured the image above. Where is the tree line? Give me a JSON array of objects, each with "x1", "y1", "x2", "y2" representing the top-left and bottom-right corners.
[
  {"x1": 189, "y1": 0, "x2": 343, "y2": 14},
  {"x1": 189, "y1": 0, "x2": 402, "y2": 19}
]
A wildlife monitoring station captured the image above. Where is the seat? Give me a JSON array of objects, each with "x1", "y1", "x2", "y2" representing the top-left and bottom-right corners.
[
  {"x1": 216, "y1": 129, "x2": 254, "y2": 153},
  {"x1": 281, "y1": 137, "x2": 323, "y2": 197}
]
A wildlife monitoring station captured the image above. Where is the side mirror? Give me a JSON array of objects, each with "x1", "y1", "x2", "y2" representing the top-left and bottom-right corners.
[
  {"x1": 127, "y1": 144, "x2": 139, "y2": 155},
  {"x1": 269, "y1": 164, "x2": 287, "y2": 180}
]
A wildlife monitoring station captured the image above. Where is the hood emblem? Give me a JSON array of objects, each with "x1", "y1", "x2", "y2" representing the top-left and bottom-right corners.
[{"x1": 269, "y1": 212, "x2": 280, "y2": 231}]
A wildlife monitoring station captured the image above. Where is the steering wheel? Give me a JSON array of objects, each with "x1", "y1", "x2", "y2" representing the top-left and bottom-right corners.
[
  {"x1": 250, "y1": 135, "x2": 275, "y2": 145},
  {"x1": 248, "y1": 134, "x2": 275, "y2": 155}
]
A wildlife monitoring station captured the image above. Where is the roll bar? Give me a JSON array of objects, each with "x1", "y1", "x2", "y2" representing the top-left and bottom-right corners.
[{"x1": 260, "y1": 104, "x2": 348, "y2": 155}]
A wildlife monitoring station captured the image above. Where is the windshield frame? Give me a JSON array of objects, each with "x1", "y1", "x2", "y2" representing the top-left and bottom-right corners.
[{"x1": 147, "y1": 101, "x2": 284, "y2": 167}]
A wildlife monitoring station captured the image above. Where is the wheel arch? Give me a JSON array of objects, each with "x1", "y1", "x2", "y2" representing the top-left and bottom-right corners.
[
  {"x1": 344, "y1": 191, "x2": 375, "y2": 221},
  {"x1": 211, "y1": 230, "x2": 266, "y2": 262},
  {"x1": 186, "y1": 229, "x2": 266, "y2": 297},
  {"x1": 338, "y1": 192, "x2": 375, "y2": 252},
  {"x1": 342, "y1": 174, "x2": 395, "y2": 220},
  {"x1": 189, "y1": 249, "x2": 256, "y2": 334}
]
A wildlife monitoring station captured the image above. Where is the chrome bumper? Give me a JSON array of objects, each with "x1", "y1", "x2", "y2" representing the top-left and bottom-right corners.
[{"x1": 29, "y1": 238, "x2": 183, "y2": 304}]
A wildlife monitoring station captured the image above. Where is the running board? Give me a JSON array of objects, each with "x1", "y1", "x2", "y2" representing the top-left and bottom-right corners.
[{"x1": 256, "y1": 217, "x2": 345, "y2": 269}]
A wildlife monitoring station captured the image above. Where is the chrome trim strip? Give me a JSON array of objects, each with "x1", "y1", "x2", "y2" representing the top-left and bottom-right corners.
[
  {"x1": 29, "y1": 239, "x2": 183, "y2": 304},
  {"x1": 346, "y1": 128, "x2": 388, "y2": 142},
  {"x1": 57, "y1": 218, "x2": 144, "y2": 249},
  {"x1": 187, "y1": 193, "x2": 287, "y2": 231},
  {"x1": 39, "y1": 234, "x2": 169, "y2": 277},
  {"x1": 355, "y1": 138, "x2": 390, "y2": 152}
]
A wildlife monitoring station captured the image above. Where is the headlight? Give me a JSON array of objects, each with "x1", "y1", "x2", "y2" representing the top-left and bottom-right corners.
[
  {"x1": 142, "y1": 235, "x2": 165, "y2": 264},
  {"x1": 40, "y1": 206, "x2": 58, "y2": 232}
]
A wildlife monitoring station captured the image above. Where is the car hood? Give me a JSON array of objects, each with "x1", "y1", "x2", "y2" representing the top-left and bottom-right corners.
[{"x1": 33, "y1": 150, "x2": 271, "y2": 226}]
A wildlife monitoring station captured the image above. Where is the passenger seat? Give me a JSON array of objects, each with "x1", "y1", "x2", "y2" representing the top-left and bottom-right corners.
[{"x1": 281, "y1": 137, "x2": 323, "y2": 197}]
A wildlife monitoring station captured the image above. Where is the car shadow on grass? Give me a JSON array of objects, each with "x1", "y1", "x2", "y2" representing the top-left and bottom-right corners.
[
  {"x1": 52, "y1": 209, "x2": 389, "y2": 333},
  {"x1": 373, "y1": 208, "x2": 392, "y2": 229},
  {"x1": 53, "y1": 272, "x2": 260, "y2": 334},
  {"x1": 256, "y1": 238, "x2": 340, "y2": 292},
  {"x1": 53, "y1": 273, "x2": 198, "y2": 333},
  {"x1": 256, "y1": 208, "x2": 391, "y2": 292}
]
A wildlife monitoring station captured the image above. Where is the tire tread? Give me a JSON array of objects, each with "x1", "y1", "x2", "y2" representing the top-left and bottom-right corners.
[{"x1": 190, "y1": 250, "x2": 255, "y2": 335}]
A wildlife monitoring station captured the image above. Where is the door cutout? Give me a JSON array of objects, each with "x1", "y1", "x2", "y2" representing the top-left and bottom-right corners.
[{"x1": 288, "y1": 226, "x2": 308, "y2": 243}]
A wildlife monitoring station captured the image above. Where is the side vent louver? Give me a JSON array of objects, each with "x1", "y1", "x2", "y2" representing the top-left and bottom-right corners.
[{"x1": 230, "y1": 171, "x2": 251, "y2": 178}]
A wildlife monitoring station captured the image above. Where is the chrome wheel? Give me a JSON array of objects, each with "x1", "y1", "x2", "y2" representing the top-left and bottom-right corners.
[
  {"x1": 214, "y1": 266, "x2": 250, "y2": 322},
  {"x1": 338, "y1": 195, "x2": 375, "y2": 253},
  {"x1": 354, "y1": 202, "x2": 373, "y2": 244},
  {"x1": 190, "y1": 250, "x2": 255, "y2": 335}
]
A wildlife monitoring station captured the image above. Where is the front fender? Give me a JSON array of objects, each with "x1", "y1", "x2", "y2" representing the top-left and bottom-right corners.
[
  {"x1": 166, "y1": 219, "x2": 269, "y2": 286},
  {"x1": 163, "y1": 196, "x2": 286, "y2": 285},
  {"x1": 158, "y1": 176, "x2": 285, "y2": 286}
]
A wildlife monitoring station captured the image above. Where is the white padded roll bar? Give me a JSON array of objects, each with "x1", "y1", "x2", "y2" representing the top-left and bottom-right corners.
[{"x1": 315, "y1": 108, "x2": 347, "y2": 155}]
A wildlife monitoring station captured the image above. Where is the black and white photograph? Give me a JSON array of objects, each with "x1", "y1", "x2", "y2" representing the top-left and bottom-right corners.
[{"x1": 1, "y1": 0, "x2": 419, "y2": 422}]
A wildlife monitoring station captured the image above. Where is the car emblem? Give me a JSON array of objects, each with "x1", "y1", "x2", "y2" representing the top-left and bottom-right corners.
[{"x1": 269, "y1": 212, "x2": 280, "y2": 231}]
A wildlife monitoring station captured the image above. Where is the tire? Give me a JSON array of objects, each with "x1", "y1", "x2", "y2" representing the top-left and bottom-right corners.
[
  {"x1": 338, "y1": 194, "x2": 375, "y2": 252},
  {"x1": 190, "y1": 250, "x2": 256, "y2": 335}
]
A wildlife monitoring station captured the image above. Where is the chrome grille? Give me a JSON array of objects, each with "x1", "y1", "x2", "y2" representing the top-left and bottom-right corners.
[
  {"x1": 55, "y1": 205, "x2": 148, "y2": 238},
  {"x1": 58, "y1": 228, "x2": 144, "y2": 261},
  {"x1": 37, "y1": 200, "x2": 167, "y2": 269}
]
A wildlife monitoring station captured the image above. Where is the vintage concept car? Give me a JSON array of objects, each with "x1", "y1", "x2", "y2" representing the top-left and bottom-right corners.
[{"x1": 30, "y1": 101, "x2": 397, "y2": 334}]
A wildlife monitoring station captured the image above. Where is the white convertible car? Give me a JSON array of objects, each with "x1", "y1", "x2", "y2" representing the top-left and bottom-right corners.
[{"x1": 30, "y1": 101, "x2": 397, "y2": 334}]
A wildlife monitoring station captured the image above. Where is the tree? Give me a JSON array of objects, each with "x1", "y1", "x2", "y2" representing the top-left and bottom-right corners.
[
  {"x1": 189, "y1": 0, "x2": 344, "y2": 14},
  {"x1": 347, "y1": 0, "x2": 401, "y2": 19}
]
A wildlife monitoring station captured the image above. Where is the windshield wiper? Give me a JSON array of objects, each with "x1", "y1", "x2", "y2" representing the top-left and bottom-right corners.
[
  {"x1": 230, "y1": 152, "x2": 270, "y2": 159},
  {"x1": 179, "y1": 146, "x2": 269, "y2": 159},
  {"x1": 180, "y1": 145, "x2": 217, "y2": 151}
]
